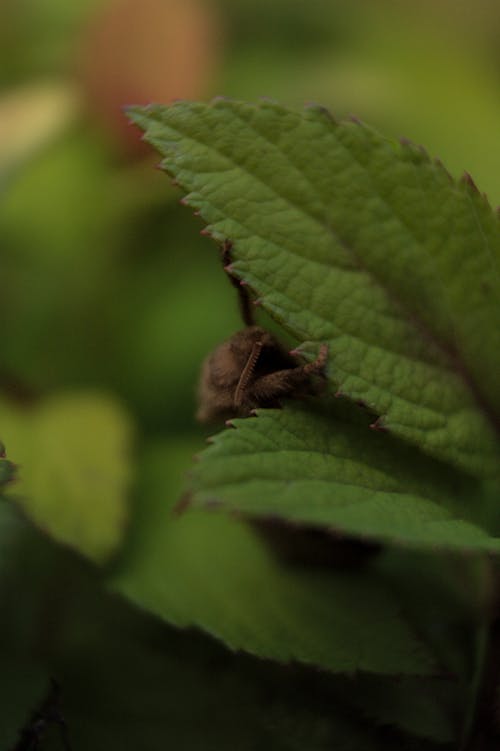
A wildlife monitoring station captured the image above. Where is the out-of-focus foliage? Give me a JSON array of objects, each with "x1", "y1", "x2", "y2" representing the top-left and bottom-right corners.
[
  {"x1": 0, "y1": 394, "x2": 132, "y2": 562},
  {"x1": 112, "y1": 442, "x2": 438, "y2": 677},
  {"x1": 1, "y1": 0, "x2": 500, "y2": 747}
]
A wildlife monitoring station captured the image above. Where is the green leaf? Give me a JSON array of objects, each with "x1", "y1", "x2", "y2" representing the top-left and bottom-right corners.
[
  {"x1": 331, "y1": 549, "x2": 492, "y2": 745},
  {"x1": 128, "y1": 99, "x2": 500, "y2": 478},
  {"x1": 1, "y1": 393, "x2": 133, "y2": 562},
  {"x1": 0, "y1": 500, "x2": 436, "y2": 751},
  {"x1": 111, "y1": 441, "x2": 437, "y2": 677},
  {"x1": 189, "y1": 399, "x2": 500, "y2": 553},
  {"x1": 54, "y1": 563, "x2": 432, "y2": 751}
]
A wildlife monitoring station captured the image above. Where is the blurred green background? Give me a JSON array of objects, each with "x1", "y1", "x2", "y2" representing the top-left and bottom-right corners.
[
  {"x1": 1, "y1": 0, "x2": 500, "y2": 746},
  {"x1": 1, "y1": 0, "x2": 500, "y2": 442}
]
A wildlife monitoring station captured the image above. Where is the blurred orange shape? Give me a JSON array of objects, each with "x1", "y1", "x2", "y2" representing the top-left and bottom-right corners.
[{"x1": 79, "y1": 0, "x2": 221, "y2": 156}]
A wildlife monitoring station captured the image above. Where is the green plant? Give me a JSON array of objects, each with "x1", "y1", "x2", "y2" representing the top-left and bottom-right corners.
[{"x1": 2, "y1": 99, "x2": 500, "y2": 749}]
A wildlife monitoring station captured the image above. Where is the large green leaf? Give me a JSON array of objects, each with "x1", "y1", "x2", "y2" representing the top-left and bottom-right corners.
[
  {"x1": 54, "y1": 579, "x2": 435, "y2": 751},
  {"x1": 1, "y1": 393, "x2": 133, "y2": 562},
  {"x1": 128, "y1": 99, "x2": 500, "y2": 478},
  {"x1": 110, "y1": 441, "x2": 436, "y2": 676},
  {"x1": 189, "y1": 399, "x2": 500, "y2": 553},
  {"x1": 0, "y1": 498, "x2": 440, "y2": 750}
]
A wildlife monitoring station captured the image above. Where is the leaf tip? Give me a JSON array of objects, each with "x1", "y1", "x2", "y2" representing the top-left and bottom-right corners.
[
  {"x1": 259, "y1": 95, "x2": 280, "y2": 106},
  {"x1": 460, "y1": 171, "x2": 479, "y2": 193},
  {"x1": 370, "y1": 417, "x2": 388, "y2": 433},
  {"x1": 304, "y1": 102, "x2": 337, "y2": 124},
  {"x1": 398, "y1": 136, "x2": 431, "y2": 163},
  {"x1": 122, "y1": 104, "x2": 144, "y2": 122},
  {"x1": 433, "y1": 157, "x2": 453, "y2": 181},
  {"x1": 211, "y1": 94, "x2": 232, "y2": 105}
]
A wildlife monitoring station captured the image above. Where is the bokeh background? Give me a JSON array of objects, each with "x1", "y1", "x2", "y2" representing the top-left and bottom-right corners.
[
  {"x1": 1, "y1": 2, "x2": 500, "y2": 745},
  {"x1": 1, "y1": 0, "x2": 500, "y2": 443}
]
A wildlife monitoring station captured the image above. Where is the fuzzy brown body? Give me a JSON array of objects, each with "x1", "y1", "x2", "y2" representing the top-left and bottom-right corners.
[{"x1": 197, "y1": 325, "x2": 327, "y2": 423}]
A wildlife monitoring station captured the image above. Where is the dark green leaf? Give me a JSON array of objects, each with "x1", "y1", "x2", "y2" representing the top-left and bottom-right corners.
[{"x1": 111, "y1": 441, "x2": 437, "y2": 676}]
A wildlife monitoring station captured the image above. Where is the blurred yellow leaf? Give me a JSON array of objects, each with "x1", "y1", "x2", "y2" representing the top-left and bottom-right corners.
[
  {"x1": 1, "y1": 393, "x2": 133, "y2": 562},
  {"x1": 0, "y1": 82, "x2": 79, "y2": 181}
]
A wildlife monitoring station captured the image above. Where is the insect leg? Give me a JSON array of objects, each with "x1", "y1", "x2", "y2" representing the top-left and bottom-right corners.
[
  {"x1": 249, "y1": 345, "x2": 328, "y2": 403},
  {"x1": 234, "y1": 341, "x2": 263, "y2": 406}
]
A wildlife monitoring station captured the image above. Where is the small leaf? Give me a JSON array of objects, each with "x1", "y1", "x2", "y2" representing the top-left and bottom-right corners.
[
  {"x1": 128, "y1": 99, "x2": 500, "y2": 477},
  {"x1": 111, "y1": 441, "x2": 437, "y2": 677},
  {"x1": 189, "y1": 399, "x2": 500, "y2": 554},
  {"x1": 1, "y1": 393, "x2": 133, "y2": 562}
]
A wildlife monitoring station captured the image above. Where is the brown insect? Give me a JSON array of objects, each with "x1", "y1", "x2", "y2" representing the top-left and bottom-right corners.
[{"x1": 196, "y1": 242, "x2": 328, "y2": 423}]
